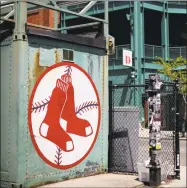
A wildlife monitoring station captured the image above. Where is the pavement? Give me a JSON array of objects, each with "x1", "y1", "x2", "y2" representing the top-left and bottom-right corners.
[
  {"x1": 159, "y1": 139, "x2": 186, "y2": 188},
  {"x1": 39, "y1": 173, "x2": 143, "y2": 188},
  {"x1": 159, "y1": 166, "x2": 186, "y2": 188},
  {"x1": 38, "y1": 137, "x2": 186, "y2": 188}
]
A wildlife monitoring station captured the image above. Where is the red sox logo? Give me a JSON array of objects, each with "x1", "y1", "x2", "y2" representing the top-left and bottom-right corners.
[{"x1": 28, "y1": 62, "x2": 101, "y2": 169}]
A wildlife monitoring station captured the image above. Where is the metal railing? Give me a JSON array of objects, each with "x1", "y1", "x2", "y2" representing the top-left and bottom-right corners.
[
  {"x1": 168, "y1": 1, "x2": 187, "y2": 5},
  {"x1": 66, "y1": 1, "x2": 186, "y2": 11},
  {"x1": 169, "y1": 46, "x2": 187, "y2": 59},
  {"x1": 66, "y1": 1, "x2": 128, "y2": 13},
  {"x1": 110, "y1": 44, "x2": 187, "y2": 60},
  {"x1": 144, "y1": 44, "x2": 162, "y2": 59}
]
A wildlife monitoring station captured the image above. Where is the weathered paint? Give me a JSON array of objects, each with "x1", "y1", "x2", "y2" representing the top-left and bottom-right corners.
[
  {"x1": 28, "y1": 49, "x2": 47, "y2": 99},
  {"x1": 0, "y1": 33, "x2": 108, "y2": 188}
]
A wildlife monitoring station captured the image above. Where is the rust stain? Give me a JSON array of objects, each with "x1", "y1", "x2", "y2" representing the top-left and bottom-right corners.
[
  {"x1": 55, "y1": 49, "x2": 61, "y2": 63},
  {"x1": 28, "y1": 49, "x2": 47, "y2": 99}
]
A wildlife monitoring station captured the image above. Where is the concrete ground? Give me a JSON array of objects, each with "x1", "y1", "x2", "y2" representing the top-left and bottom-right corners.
[
  {"x1": 160, "y1": 166, "x2": 186, "y2": 188},
  {"x1": 38, "y1": 138, "x2": 186, "y2": 188},
  {"x1": 39, "y1": 173, "x2": 143, "y2": 188},
  {"x1": 160, "y1": 139, "x2": 186, "y2": 188}
]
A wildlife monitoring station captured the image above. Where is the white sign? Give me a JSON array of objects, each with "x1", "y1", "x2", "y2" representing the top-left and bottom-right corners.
[{"x1": 123, "y1": 49, "x2": 132, "y2": 67}]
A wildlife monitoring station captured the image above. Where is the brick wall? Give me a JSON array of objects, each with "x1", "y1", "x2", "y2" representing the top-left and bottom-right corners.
[{"x1": 27, "y1": 8, "x2": 60, "y2": 28}]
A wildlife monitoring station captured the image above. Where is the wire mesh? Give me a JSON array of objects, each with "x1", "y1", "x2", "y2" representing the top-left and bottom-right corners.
[
  {"x1": 109, "y1": 84, "x2": 178, "y2": 181},
  {"x1": 0, "y1": 181, "x2": 11, "y2": 188}
]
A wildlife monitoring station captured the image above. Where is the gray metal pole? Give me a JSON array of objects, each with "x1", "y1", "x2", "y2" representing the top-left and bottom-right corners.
[
  {"x1": 175, "y1": 81, "x2": 180, "y2": 179},
  {"x1": 22, "y1": 0, "x2": 107, "y2": 23},
  {"x1": 57, "y1": 22, "x2": 100, "y2": 31},
  {"x1": 11, "y1": 0, "x2": 29, "y2": 186},
  {"x1": 79, "y1": 1, "x2": 97, "y2": 15},
  {"x1": 104, "y1": 1, "x2": 109, "y2": 39},
  {"x1": 147, "y1": 74, "x2": 162, "y2": 187}
]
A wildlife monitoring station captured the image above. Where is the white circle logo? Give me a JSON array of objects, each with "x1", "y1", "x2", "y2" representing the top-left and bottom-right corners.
[{"x1": 28, "y1": 62, "x2": 101, "y2": 169}]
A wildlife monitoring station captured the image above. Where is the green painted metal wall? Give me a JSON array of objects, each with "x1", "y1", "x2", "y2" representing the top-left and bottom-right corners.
[
  {"x1": 0, "y1": 36, "x2": 19, "y2": 187},
  {"x1": 64, "y1": 1, "x2": 186, "y2": 86},
  {"x1": 0, "y1": 34, "x2": 108, "y2": 187}
]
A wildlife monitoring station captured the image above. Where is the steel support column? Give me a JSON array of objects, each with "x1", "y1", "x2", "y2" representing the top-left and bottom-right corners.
[
  {"x1": 130, "y1": 1, "x2": 134, "y2": 52},
  {"x1": 161, "y1": 2, "x2": 169, "y2": 60},
  {"x1": 133, "y1": 1, "x2": 143, "y2": 106},
  {"x1": 175, "y1": 82, "x2": 181, "y2": 179},
  {"x1": 61, "y1": 12, "x2": 67, "y2": 33},
  {"x1": 12, "y1": 0, "x2": 28, "y2": 185},
  {"x1": 133, "y1": 1, "x2": 143, "y2": 85},
  {"x1": 140, "y1": 3, "x2": 145, "y2": 84}
]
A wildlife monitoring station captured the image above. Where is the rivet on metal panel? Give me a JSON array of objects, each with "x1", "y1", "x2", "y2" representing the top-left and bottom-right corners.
[
  {"x1": 101, "y1": 56, "x2": 105, "y2": 169},
  {"x1": 7, "y1": 44, "x2": 13, "y2": 180},
  {"x1": 26, "y1": 46, "x2": 30, "y2": 178}
]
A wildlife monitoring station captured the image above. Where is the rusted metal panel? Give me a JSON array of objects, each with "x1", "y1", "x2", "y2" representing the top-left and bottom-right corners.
[
  {"x1": 26, "y1": 36, "x2": 108, "y2": 187},
  {"x1": 1, "y1": 30, "x2": 108, "y2": 187}
]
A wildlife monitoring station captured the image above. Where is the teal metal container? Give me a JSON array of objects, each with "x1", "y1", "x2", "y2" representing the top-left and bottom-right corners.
[{"x1": 0, "y1": 29, "x2": 108, "y2": 188}]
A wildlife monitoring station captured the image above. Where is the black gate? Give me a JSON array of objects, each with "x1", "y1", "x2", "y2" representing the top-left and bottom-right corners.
[{"x1": 108, "y1": 81, "x2": 180, "y2": 181}]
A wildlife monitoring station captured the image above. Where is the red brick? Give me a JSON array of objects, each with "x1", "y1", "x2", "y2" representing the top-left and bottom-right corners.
[{"x1": 27, "y1": 8, "x2": 60, "y2": 28}]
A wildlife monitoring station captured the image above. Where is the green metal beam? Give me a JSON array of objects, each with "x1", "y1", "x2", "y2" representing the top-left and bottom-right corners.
[
  {"x1": 57, "y1": 22, "x2": 100, "y2": 31},
  {"x1": 168, "y1": 7, "x2": 187, "y2": 14},
  {"x1": 140, "y1": 3, "x2": 145, "y2": 84},
  {"x1": 64, "y1": 1, "x2": 187, "y2": 20},
  {"x1": 65, "y1": 1, "x2": 132, "y2": 20},
  {"x1": 143, "y1": 2, "x2": 163, "y2": 11},
  {"x1": 61, "y1": 12, "x2": 67, "y2": 33},
  {"x1": 161, "y1": 2, "x2": 169, "y2": 60},
  {"x1": 133, "y1": 1, "x2": 143, "y2": 85},
  {"x1": 144, "y1": 63, "x2": 162, "y2": 69},
  {"x1": 109, "y1": 63, "x2": 162, "y2": 71},
  {"x1": 24, "y1": 0, "x2": 107, "y2": 23},
  {"x1": 109, "y1": 65, "x2": 130, "y2": 71},
  {"x1": 129, "y1": 1, "x2": 134, "y2": 53}
]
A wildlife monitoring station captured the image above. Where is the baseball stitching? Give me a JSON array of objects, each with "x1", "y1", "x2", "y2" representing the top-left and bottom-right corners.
[
  {"x1": 54, "y1": 102, "x2": 98, "y2": 165},
  {"x1": 55, "y1": 146, "x2": 63, "y2": 165},
  {"x1": 64, "y1": 65, "x2": 72, "y2": 76},
  {"x1": 32, "y1": 97, "x2": 51, "y2": 113},
  {"x1": 31, "y1": 65, "x2": 98, "y2": 165}
]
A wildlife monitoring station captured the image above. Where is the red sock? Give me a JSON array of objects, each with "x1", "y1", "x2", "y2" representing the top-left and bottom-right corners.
[
  {"x1": 61, "y1": 74, "x2": 93, "y2": 137},
  {"x1": 39, "y1": 79, "x2": 74, "y2": 152}
]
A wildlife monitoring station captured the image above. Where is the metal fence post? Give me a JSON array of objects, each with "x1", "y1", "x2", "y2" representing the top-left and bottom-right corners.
[
  {"x1": 108, "y1": 80, "x2": 113, "y2": 172},
  {"x1": 175, "y1": 82, "x2": 180, "y2": 179}
]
